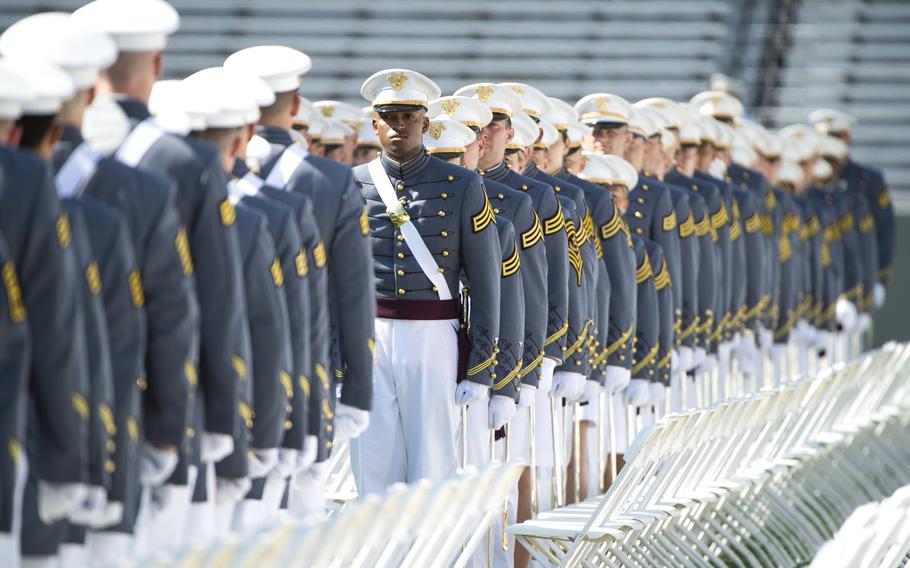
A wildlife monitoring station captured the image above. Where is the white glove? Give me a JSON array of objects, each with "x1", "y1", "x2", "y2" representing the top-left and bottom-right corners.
[
  {"x1": 488, "y1": 395, "x2": 516, "y2": 429},
  {"x1": 455, "y1": 380, "x2": 489, "y2": 406},
  {"x1": 552, "y1": 371, "x2": 585, "y2": 402},
  {"x1": 758, "y1": 328, "x2": 774, "y2": 353},
  {"x1": 248, "y1": 448, "x2": 279, "y2": 478},
  {"x1": 874, "y1": 282, "x2": 886, "y2": 309},
  {"x1": 717, "y1": 341, "x2": 733, "y2": 367},
  {"x1": 693, "y1": 346, "x2": 707, "y2": 368},
  {"x1": 568, "y1": 373, "x2": 587, "y2": 402},
  {"x1": 648, "y1": 383, "x2": 666, "y2": 407},
  {"x1": 623, "y1": 379, "x2": 652, "y2": 407},
  {"x1": 735, "y1": 331, "x2": 760, "y2": 376},
  {"x1": 835, "y1": 298, "x2": 858, "y2": 331},
  {"x1": 38, "y1": 481, "x2": 87, "y2": 524},
  {"x1": 139, "y1": 443, "x2": 178, "y2": 486},
  {"x1": 290, "y1": 461, "x2": 329, "y2": 520},
  {"x1": 699, "y1": 353, "x2": 718, "y2": 374},
  {"x1": 201, "y1": 432, "x2": 234, "y2": 464},
  {"x1": 677, "y1": 346, "x2": 694, "y2": 372},
  {"x1": 582, "y1": 380, "x2": 601, "y2": 404},
  {"x1": 517, "y1": 385, "x2": 536, "y2": 409},
  {"x1": 856, "y1": 313, "x2": 871, "y2": 334},
  {"x1": 296, "y1": 435, "x2": 318, "y2": 472},
  {"x1": 814, "y1": 330, "x2": 833, "y2": 354},
  {"x1": 271, "y1": 449, "x2": 297, "y2": 480},
  {"x1": 216, "y1": 476, "x2": 251, "y2": 505},
  {"x1": 94, "y1": 500, "x2": 124, "y2": 529},
  {"x1": 333, "y1": 402, "x2": 370, "y2": 442},
  {"x1": 539, "y1": 358, "x2": 557, "y2": 392},
  {"x1": 603, "y1": 365, "x2": 631, "y2": 394},
  {"x1": 67, "y1": 485, "x2": 108, "y2": 527}
]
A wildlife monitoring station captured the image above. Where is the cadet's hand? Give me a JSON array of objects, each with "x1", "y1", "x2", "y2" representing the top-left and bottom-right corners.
[
  {"x1": 38, "y1": 481, "x2": 87, "y2": 524},
  {"x1": 603, "y1": 365, "x2": 631, "y2": 394},
  {"x1": 289, "y1": 461, "x2": 329, "y2": 521},
  {"x1": 94, "y1": 500, "x2": 124, "y2": 529},
  {"x1": 140, "y1": 443, "x2": 178, "y2": 486},
  {"x1": 270, "y1": 449, "x2": 298, "y2": 480},
  {"x1": 455, "y1": 380, "x2": 489, "y2": 406},
  {"x1": 216, "y1": 476, "x2": 251, "y2": 505},
  {"x1": 697, "y1": 354, "x2": 718, "y2": 374},
  {"x1": 835, "y1": 299, "x2": 858, "y2": 332},
  {"x1": 582, "y1": 380, "x2": 601, "y2": 405},
  {"x1": 676, "y1": 346, "x2": 694, "y2": 372},
  {"x1": 648, "y1": 383, "x2": 666, "y2": 408},
  {"x1": 539, "y1": 358, "x2": 557, "y2": 390},
  {"x1": 201, "y1": 432, "x2": 234, "y2": 464},
  {"x1": 550, "y1": 371, "x2": 574, "y2": 399},
  {"x1": 68, "y1": 485, "x2": 109, "y2": 527},
  {"x1": 517, "y1": 385, "x2": 536, "y2": 410},
  {"x1": 856, "y1": 313, "x2": 872, "y2": 334},
  {"x1": 692, "y1": 346, "x2": 707, "y2": 368},
  {"x1": 623, "y1": 379, "x2": 652, "y2": 407},
  {"x1": 488, "y1": 395, "x2": 516, "y2": 429},
  {"x1": 297, "y1": 435, "x2": 318, "y2": 472},
  {"x1": 874, "y1": 282, "x2": 886, "y2": 309},
  {"x1": 248, "y1": 448, "x2": 279, "y2": 478},
  {"x1": 334, "y1": 403, "x2": 370, "y2": 442}
]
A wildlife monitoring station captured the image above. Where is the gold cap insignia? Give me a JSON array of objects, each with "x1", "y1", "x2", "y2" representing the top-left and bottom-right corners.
[
  {"x1": 511, "y1": 85, "x2": 524, "y2": 95},
  {"x1": 441, "y1": 99, "x2": 460, "y2": 116},
  {"x1": 428, "y1": 122, "x2": 445, "y2": 140},
  {"x1": 320, "y1": 106, "x2": 334, "y2": 117},
  {"x1": 475, "y1": 85, "x2": 494, "y2": 103},
  {"x1": 594, "y1": 97, "x2": 610, "y2": 112},
  {"x1": 387, "y1": 72, "x2": 408, "y2": 92}
]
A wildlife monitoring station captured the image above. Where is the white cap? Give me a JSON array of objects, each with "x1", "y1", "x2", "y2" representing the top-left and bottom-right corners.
[
  {"x1": 659, "y1": 128, "x2": 676, "y2": 151},
  {"x1": 578, "y1": 152, "x2": 619, "y2": 185},
  {"x1": 601, "y1": 154, "x2": 638, "y2": 189},
  {"x1": 696, "y1": 114, "x2": 722, "y2": 145},
  {"x1": 755, "y1": 128, "x2": 783, "y2": 159},
  {"x1": 182, "y1": 67, "x2": 259, "y2": 129},
  {"x1": 777, "y1": 159, "x2": 803, "y2": 187},
  {"x1": 72, "y1": 0, "x2": 178, "y2": 53},
  {"x1": 543, "y1": 97, "x2": 579, "y2": 130},
  {"x1": 499, "y1": 82, "x2": 550, "y2": 119},
  {"x1": 779, "y1": 124, "x2": 821, "y2": 159},
  {"x1": 246, "y1": 134, "x2": 272, "y2": 171},
  {"x1": 636, "y1": 97, "x2": 682, "y2": 129},
  {"x1": 628, "y1": 107, "x2": 660, "y2": 138},
  {"x1": 713, "y1": 121, "x2": 734, "y2": 151},
  {"x1": 808, "y1": 108, "x2": 856, "y2": 135},
  {"x1": 819, "y1": 135, "x2": 848, "y2": 160},
  {"x1": 148, "y1": 80, "x2": 194, "y2": 134},
  {"x1": 730, "y1": 139, "x2": 758, "y2": 168},
  {"x1": 5, "y1": 58, "x2": 74, "y2": 115},
  {"x1": 224, "y1": 46, "x2": 312, "y2": 94},
  {"x1": 508, "y1": 111, "x2": 539, "y2": 149},
  {"x1": 535, "y1": 118, "x2": 560, "y2": 149},
  {"x1": 0, "y1": 59, "x2": 33, "y2": 120},
  {"x1": 308, "y1": 115, "x2": 328, "y2": 140},
  {"x1": 812, "y1": 158, "x2": 833, "y2": 180},
  {"x1": 677, "y1": 115, "x2": 703, "y2": 146},
  {"x1": 453, "y1": 83, "x2": 522, "y2": 118},
  {"x1": 424, "y1": 117, "x2": 476, "y2": 155},
  {"x1": 565, "y1": 121, "x2": 590, "y2": 149},
  {"x1": 294, "y1": 97, "x2": 318, "y2": 127},
  {"x1": 314, "y1": 100, "x2": 363, "y2": 126},
  {"x1": 427, "y1": 96, "x2": 492, "y2": 129},
  {"x1": 360, "y1": 68, "x2": 440, "y2": 110},
  {"x1": 0, "y1": 12, "x2": 117, "y2": 90},
  {"x1": 574, "y1": 93, "x2": 631, "y2": 126},
  {"x1": 82, "y1": 94, "x2": 129, "y2": 155},
  {"x1": 319, "y1": 120, "x2": 354, "y2": 145},
  {"x1": 356, "y1": 118, "x2": 381, "y2": 149},
  {"x1": 216, "y1": 67, "x2": 273, "y2": 124},
  {"x1": 689, "y1": 90, "x2": 744, "y2": 120}
]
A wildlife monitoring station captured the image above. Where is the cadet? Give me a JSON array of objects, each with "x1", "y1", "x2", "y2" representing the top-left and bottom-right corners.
[
  {"x1": 346, "y1": 69, "x2": 500, "y2": 493},
  {"x1": 353, "y1": 115, "x2": 382, "y2": 166},
  {"x1": 73, "y1": 0, "x2": 253, "y2": 553},
  {"x1": 225, "y1": 46, "x2": 376, "y2": 452},
  {"x1": 314, "y1": 100, "x2": 362, "y2": 166},
  {"x1": 810, "y1": 108, "x2": 893, "y2": 307}
]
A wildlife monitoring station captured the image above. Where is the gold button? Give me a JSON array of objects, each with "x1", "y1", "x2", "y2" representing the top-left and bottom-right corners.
[
  {"x1": 397, "y1": 182, "x2": 405, "y2": 191},
  {"x1": 137, "y1": 377, "x2": 148, "y2": 391},
  {"x1": 634, "y1": 211, "x2": 643, "y2": 219},
  {"x1": 555, "y1": 186, "x2": 561, "y2": 192},
  {"x1": 397, "y1": 252, "x2": 405, "y2": 259},
  {"x1": 327, "y1": 441, "x2": 333, "y2": 449},
  {"x1": 397, "y1": 234, "x2": 404, "y2": 241},
  {"x1": 637, "y1": 197, "x2": 645, "y2": 204},
  {"x1": 186, "y1": 427, "x2": 195, "y2": 438},
  {"x1": 494, "y1": 208, "x2": 500, "y2": 214},
  {"x1": 106, "y1": 441, "x2": 116, "y2": 452},
  {"x1": 438, "y1": 211, "x2": 446, "y2": 217},
  {"x1": 642, "y1": 184, "x2": 649, "y2": 190},
  {"x1": 498, "y1": 193, "x2": 504, "y2": 200},
  {"x1": 286, "y1": 404, "x2": 293, "y2": 412},
  {"x1": 635, "y1": 227, "x2": 643, "y2": 235},
  {"x1": 440, "y1": 230, "x2": 448, "y2": 238},
  {"x1": 105, "y1": 460, "x2": 116, "y2": 474},
  {"x1": 642, "y1": 185, "x2": 649, "y2": 192},
  {"x1": 442, "y1": 250, "x2": 449, "y2": 257},
  {"x1": 494, "y1": 347, "x2": 500, "y2": 354},
  {"x1": 692, "y1": 185, "x2": 698, "y2": 191},
  {"x1": 284, "y1": 420, "x2": 293, "y2": 430},
  {"x1": 447, "y1": 175, "x2": 454, "y2": 182},
  {"x1": 441, "y1": 193, "x2": 448, "y2": 199},
  {"x1": 327, "y1": 424, "x2": 333, "y2": 433},
  {"x1": 437, "y1": 267, "x2": 445, "y2": 273},
  {"x1": 398, "y1": 288, "x2": 406, "y2": 295},
  {"x1": 490, "y1": 373, "x2": 497, "y2": 379},
  {"x1": 397, "y1": 269, "x2": 405, "y2": 276},
  {"x1": 432, "y1": 286, "x2": 438, "y2": 292},
  {"x1": 521, "y1": 184, "x2": 528, "y2": 190},
  {"x1": 399, "y1": 197, "x2": 408, "y2": 205},
  {"x1": 619, "y1": 354, "x2": 626, "y2": 361}
]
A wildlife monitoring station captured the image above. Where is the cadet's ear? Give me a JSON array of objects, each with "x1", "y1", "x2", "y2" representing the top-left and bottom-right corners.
[
  {"x1": 505, "y1": 126, "x2": 515, "y2": 144},
  {"x1": 229, "y1": 131, "x2": 244, "y2": 158},
  {"x1": 152, "y1": 52, "x2": 163, "y2": 79},
  {"x1": 371, "y1": 117, "x2": 380, "y2": 134},
  {"x1": 421, "y1": 114, "x2": 429, "y2": 134},
  {"x1": 290, "y1": 95, "x2": 301, "y2": 118},
  {"x1": 85, "y1": 87, "x2": 96, "y2": 107}
]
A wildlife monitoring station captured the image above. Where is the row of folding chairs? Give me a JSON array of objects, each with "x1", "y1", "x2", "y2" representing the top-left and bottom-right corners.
[
  {"x1": 811, "y1": 482, "x2": 910, "y2": 568},
  {"x1": 509, "y1": 342, "x2": 910, "y2": 567},
  {"x1": 141, "y1": 460, "x2": 523, "y2": 568}
]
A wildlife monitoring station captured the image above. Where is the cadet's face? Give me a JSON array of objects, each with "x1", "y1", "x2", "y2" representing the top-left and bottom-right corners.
[
  {"x1": 592, "y1": 124, "x2": 630, "y2": 156},
  {"x1": 544, "y1": 134, "x2": 568, "y2": 174},
  {"x1": 624, "y1": 135, "x2": 645, "y2": 170},
  {"x1": 565, "y1": 148, "x2": 585, "y2": 174},
  {"x1": 641, "y1": 136, "x2": 663, "y2": 173},
  {"x1": 505, "y1": 149, "x2": 528, "y2": 172},
  {"x1": 480, "y1": 119, "x2": 513, "y2": 166},
  {"x1": 462, "y1": 133, "x2": 485, "y2": 170},
  {"x1": 696, "y1": 143, "x2": 716, "y2": 171},
  {"x1": 373, "y1": 109, "x2": 429, "y2": 160},
  {"x1": 675, "y1": 145, "x2": 698, "y2": 176},
  {"x1": 608, "y1": 186, "x2": 629, "y2": 214}
]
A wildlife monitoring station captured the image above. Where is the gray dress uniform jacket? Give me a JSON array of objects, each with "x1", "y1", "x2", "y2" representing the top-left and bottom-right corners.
[
  {"x1": 491, "y1": 218, "x2": 524, "y2": 401},
  {"x1": 840, "y1": 160, "x2": 894, "y2": 286},
  {"x1": 215, "y1": 203, "x2": 292, "y2": 485},
  {"x1": 355, "y1": 151, "x2": 500, "y2": 385},
  {"x1": 117, "y1": 99, "x2": 250, "y2": 485},
  {"x1": 0, "y1": 147, "x2": 88, "y2": 486},
  {"x1": 0, "y1": 232, "x2": 29, "y2": 535},
  {"x1": 728, "y1": 193, "x2": 748, "y2": 334},
  {"x1": 654, "y1": 178, "x2": 698, "y2": 351},
  {"x1": 55, "y1": 126, "x2": 197, "y2": 460},
  {"x1": 631, "y1": 237, "x2": 659, "y2": 381},
  {"x1": 483, "y1": 176, "x2": 547, "y2": 387},
  {"x1": 795, "y1": 197, "x2": 824, "y2": 328},
  {"x1": 773, "y1": 188, "x2": 802, "y2": 343},
  {"x1": 553, "y1": 195, "x2": 589, "y2": 378},
  {"x1": 696, "y1": 171, "x2": 736, "y2": 344},
  {"x1": 833, "y1": 184, "x2": 875, "y2": 314},
  {"x1": 842, "y1": 183, "x2": 879, "y2": 313},
  {"x1": 807, "y1": 187, "x2": 843, "y2": 330},
  {"x1": 257, "y1": 126, "x2": 375, "y2": 413},
  {"x1": 647, "y1": 241, "x2": 673, "y2": 386},
  {"x1": 481, "y1": 161, "x2": 569, "y2": 364}
]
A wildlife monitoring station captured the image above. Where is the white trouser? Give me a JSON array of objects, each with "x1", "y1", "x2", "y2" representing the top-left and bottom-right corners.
[
  {"x1": 457, "y1": 398, "x2": 492, "y2": 469},
  {"x1": 0, "y1": 453, "x2": 26, "y2": 568},
  {"x1": 135, "y1": 465, "x2": 197, "y2": 559},
  {"x1": 352, "y1": 318, "x2": 459, "y2": 496},
  {"x1": 669, "y1": 372, "x2": 683, "y2": 413},
  {"x1": 182, "y1": 466, "x2": 215, "y2": 548}
]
